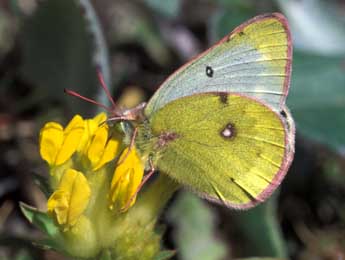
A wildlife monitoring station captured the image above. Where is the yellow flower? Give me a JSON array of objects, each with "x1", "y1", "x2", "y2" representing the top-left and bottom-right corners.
[
  {"x1": 39, "y1": 115, "x2": 84, "y2": 166},
  {"x1": 87, "y1": 124, "x2": 122, "y2": 171},
  {"x1": 47, "y1": 169, "x2": 91, "y2": 230},
  {"x1": 75, "y1": 113, "x2": 122, "y2": 171},
  {"x1": 109, "y1": 147, "x2": 144, "y2": 212},
  {"x1": 77, "y1": 113, "x2": 107, "y2": 153}
]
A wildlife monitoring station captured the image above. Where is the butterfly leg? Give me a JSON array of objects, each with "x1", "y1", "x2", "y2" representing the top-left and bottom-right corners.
[
  {"x1": 106, "y1": 115, "x2": 134, "y2": 123},
  {"x1": 122, "y1": 158, "x2": 156, "y2": 211}
]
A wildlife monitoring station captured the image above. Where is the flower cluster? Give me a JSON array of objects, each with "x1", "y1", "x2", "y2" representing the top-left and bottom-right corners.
[
  {"x1": 20, "y1": 112, "x2": 178, "y2": 259},
  {"x1": 37, "y1": 113, "x2": 145, "y2": 257},
  {"x1": 40, "y1": 113, "x2": 145, "y2": 225}
]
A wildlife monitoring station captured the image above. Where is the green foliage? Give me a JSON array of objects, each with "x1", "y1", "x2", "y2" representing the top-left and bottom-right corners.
[
  {"x1": 13, "y1": 250, "x2": 35, "y2": 260},
  {"x1": 277, "y1": 0, "x2": 345, "y2": 55},
  {"x1": 20, "y1": 0, "x2": 98, "y2": 115},
  {"x1": 108, "y1": 0, "x2": 172, "y2": 66},
  {"x1": 153, "y1": 250, "x2": 176, "y2": 260},
  {"x1": 98, "y1": 250, "x2": 112, "y2": 260},
  {"x1": 19, "y1": 203, "x2": 64, "y2": 253},
  {"x1": 143, "y1": 0, "x2": 181, "y2": 18},
  {"x1": 20, "y1": 203, "x2": 58, "y2": 238},
  {"x1": 288, "y1": 52, "x2": 345, "y2": 151},
  {"x1": 77, "y1": 0, "x2": 112, "y2": 110},
  {"x1": 234, "y1": 258, "x2": 286, "y2": 260},
  {"x1": 232, "y1": 195, "x2": 287, "y2": 258},
  {"x1": 209, "y1": 8, "x2": 255, "y2": 43},
  {"x1": 168, "y1": 192, "x2": 227, "y2": 260},
  {"x1": 0, "y1": 9, "x2": 16, "y2": 59},
  {"x1": 32, "y1": 173, "x2": 52, "y2": 198}
]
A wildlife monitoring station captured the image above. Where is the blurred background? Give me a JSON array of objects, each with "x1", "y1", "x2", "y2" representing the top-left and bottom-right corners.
[{"x1": 1, "y1": 0, "x2": 345, "y2": 259}]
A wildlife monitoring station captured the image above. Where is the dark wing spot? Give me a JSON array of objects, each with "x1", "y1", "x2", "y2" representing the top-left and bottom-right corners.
[
  {"x1": 230, "y1": 177, "x2": 235, "y2": 182},
  {"x1": 239, "y1": 31, "x2": 245, "y2": 36},
  {"x1": 280, "y1": 109, "x2": 287, "y2": 118},
  {"x1": 218, "y1": 93, "x2": 228, "y2": 104},
  {"x1": 206, "y1": 66, "x2": 214, "y2": 78}
]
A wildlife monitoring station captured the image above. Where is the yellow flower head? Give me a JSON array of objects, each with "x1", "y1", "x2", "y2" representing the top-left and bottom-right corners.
[
  {"x1": 77, "y1": 113, "x2": 107, "y2": 153},
  {"x1": 109, "y1": 147, "x2": 144, "y2": 212},
  {"x1": 47, "y1": 169, "x2": 91, "y2": 230},
  {"x1": 39, "y1": 115, "x2": 84, "y2": 167},
  {"x1": 39, "y1": 113, "x2": 122, "y2": 172},
  {"x1": 86, "y1": 124, "x2": 122, "y2": 171},
  {"x1": 76, "y1": 113, "x2": 122, "y2": 171}
]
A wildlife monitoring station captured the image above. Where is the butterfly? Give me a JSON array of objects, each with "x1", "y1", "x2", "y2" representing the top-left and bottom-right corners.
[{"x1": 67, "y1": 12, "x2": 295, "y2": 209}]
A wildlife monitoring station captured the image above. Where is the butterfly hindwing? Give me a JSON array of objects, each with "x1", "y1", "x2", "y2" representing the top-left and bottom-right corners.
[{"x1": 143, "y1": 93, "x2": 293, "y2": 209}]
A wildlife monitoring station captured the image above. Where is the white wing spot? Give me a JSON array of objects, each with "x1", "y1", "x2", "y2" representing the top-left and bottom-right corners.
[
  {"x1": 222, "y1": 128, "x2": 232, "y2": 137},
  {"x1": 221, "y1": 123, "x2": 235, "y2": 139}
]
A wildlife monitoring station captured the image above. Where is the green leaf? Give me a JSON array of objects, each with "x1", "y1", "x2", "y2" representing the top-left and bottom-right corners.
[
  {"x1": 209, "y1": 9, "x2": 256, "y2": 43},
  {"x1": 32, "y1": 173, "x2": 52, "y2": 198},
  {"x1": 143, "y1": 0, "x2": 180, "y2": 18},
  {"x1": 77, "y1": 0, "x2": 112, "y2": 111},
  {"x1": 167, "y1": 192, "x2": 227, "y2": 260},
  {"x1": 31, "y1": 238, "x2": 66, "y2": 256},
  {"x1": 232, "y1": 195, "x2": 287, "y2": 258},
  {"x1": 98, "y1": 250, "x2": 112, "y2": 260},
  {"x1": 0, "y1": 8, "x2": 17, "y2": 60},
  {"x1": 19, "y1": 202, "x2": 58, "y2": 238},
  {"x1": 288, "y1": 52, "x2": 345, "y2": 151},
  {"x1": 277, "y1": 0, "x2": 345, "y2": 55},
  {"x1": 108, "y1": 0, "x2": 171, "y2": 66},
  {"x1": 234, "y1": 257, "x2": 287, "y2": 260},
  {"x1": 14, "y1": 250, "x2": 35, "y2": 260},
  {"x1": 154, "y1": 250, "x2": 176, "y2": 260},
  {"x1": 214, "y1": 0, "x2": 254, "y2": 10},
  {"x1": 20, "y1": 0, "x2": 98, "y2": 115}
]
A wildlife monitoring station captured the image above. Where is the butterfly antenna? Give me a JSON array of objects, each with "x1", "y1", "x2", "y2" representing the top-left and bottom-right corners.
[
  {"x1": 64, "y1": 88, "x2": 113, "y2": 113},
  {"x1": 96, "y1": 69, "x2": 117, "y2": 110}
]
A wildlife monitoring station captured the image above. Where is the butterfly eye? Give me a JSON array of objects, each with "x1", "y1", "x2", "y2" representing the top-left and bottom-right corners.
[{"x1": 205, "y1": 66, "x2": 214, "y2": 78}]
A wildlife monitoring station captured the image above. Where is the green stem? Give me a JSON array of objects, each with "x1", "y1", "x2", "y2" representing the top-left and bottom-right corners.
[
  {"x1": 107, "y1": 174, "x2": 179, "y2": 260},
  {"x1": 131, "y1": 173, "x2": 180, "y2": 223}
]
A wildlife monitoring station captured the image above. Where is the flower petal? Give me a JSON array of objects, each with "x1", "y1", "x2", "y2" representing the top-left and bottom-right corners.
[
  {"x1": 77, "y1": 112, "x2": 107, "y2": 154},
  {"x1": 47, "y1": 190, "x2": 69, "y2": 225},
  {"x1": 92, "y1": 132, "x2": 122, "y2": 171},
  {"x1": 109, "y1": 147, "x2": 144, "y2": 212},
  {"x1": 92, "y1": 112, "x2": 107, "y2": 125},
  {"x1": 87, "y1": 125, "x2": 108, "y2": 168},
  {"x1": 39, "y1": 122, "x2": 64, "y2": 165},
  {"x1": 55, "y1": 115, "x2": 85, "y2": 165},
  {"x1": 47, "y1": 169, "x2": 91, "y2": 228}
]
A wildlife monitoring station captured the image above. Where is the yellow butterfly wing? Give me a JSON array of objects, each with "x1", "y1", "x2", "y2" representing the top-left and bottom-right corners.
[
  {"x1": 141, "y1": 93, "x2": 294, "y2": 208},
  {"x1": 145, "y1": 13, "x2": 292, "y2": 116}
]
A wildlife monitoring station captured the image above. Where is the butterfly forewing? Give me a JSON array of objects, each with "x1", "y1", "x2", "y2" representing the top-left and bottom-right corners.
[{"x1": 145, "y1": 13, "x2": 292, "y2": 116}]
